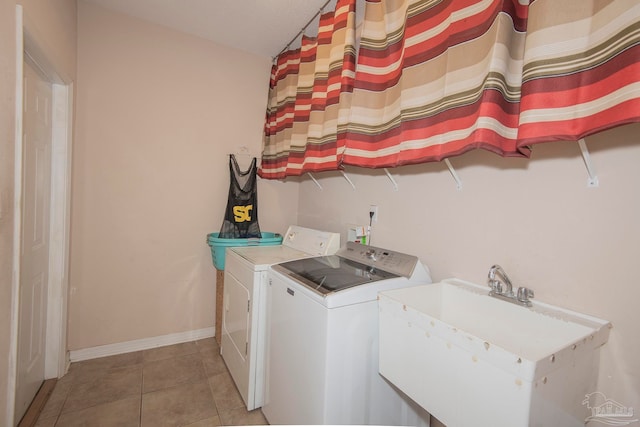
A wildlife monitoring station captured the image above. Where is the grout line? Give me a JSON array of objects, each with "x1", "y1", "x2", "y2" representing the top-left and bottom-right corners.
[
  {"x1": 54, "y1": 380, "x2": 72, "y2": 426},
  {"x1": 139, "y1": 358, "x2": 145, "y2": 426},
  {"x1": 138, "y1": 391, "x2": 143, "y2": 427}
]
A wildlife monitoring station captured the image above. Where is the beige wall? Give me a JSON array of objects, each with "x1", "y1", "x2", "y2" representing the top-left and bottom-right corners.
[
  {"x1": 0, "y1": 0, "x2": 76, "y2": 423},
  {"x1": 5, "y1": 0, "x2": 637, "y2": 421},
  {"x1": 18, "y1": 0, "x2": 77, "y2": 82},
  {"x1": 297, "y1": 123, "x2": 640, "y2": 409},
  {"x1": 70, "y1": 2, "x2": 298, "y2": 350}
]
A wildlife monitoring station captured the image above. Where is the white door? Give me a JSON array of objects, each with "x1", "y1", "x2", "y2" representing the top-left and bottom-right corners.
[{"x1": 15, "y1": 60, "x2": 53, "y2": 423}]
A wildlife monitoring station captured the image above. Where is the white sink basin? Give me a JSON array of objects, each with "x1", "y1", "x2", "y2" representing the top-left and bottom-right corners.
[{"x1": 378, "y1": 278, "x2": 611, "y2": 427}]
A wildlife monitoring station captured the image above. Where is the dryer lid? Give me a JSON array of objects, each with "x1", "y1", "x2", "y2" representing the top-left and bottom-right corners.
[{"x1": 281, "y1": 225, "x2": 340, "y2": 255}]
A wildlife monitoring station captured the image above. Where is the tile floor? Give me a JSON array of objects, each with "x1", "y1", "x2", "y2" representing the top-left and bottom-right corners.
[{"x1": 34, "y1": 338, "x2": 269, "y2": 427}]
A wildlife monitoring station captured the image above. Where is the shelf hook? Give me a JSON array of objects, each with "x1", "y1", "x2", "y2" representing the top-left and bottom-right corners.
[
  {"x1": 444, "y1": 158, "x2": 462, "y2": 190},
  {"x1": 578, "y1": 139, "x2": 599, "y2": 187},
  {"x1": 341, "y1": 171, "x2": 356, "y2": 190},
  {"x1": 307, "y1": 172, "x2": 323, "y2": 190},
  {"x1": 383, "y1": 168, "x2": 399, "y2": 191}
]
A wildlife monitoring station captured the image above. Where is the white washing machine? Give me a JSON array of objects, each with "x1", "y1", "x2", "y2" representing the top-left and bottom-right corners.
[
  {"x1": 221, "y1": 225, "x2": 340, "y2": 410},
  {"x1": 263, "y1": 242, "x2": 433, "y2": 426}
]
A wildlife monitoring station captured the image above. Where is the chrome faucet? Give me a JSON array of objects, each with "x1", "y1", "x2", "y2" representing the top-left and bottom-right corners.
[
  {"x1": 488, "y1": 264, "x2": 513, "y2": 296},
  {"x1": 487, "y1": 265, "x2": 534, "y2": 307}
]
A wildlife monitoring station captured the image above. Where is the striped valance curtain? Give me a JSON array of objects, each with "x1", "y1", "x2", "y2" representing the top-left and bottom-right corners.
[
  {"x1": 260, "y1": 0, "x2": 640, "y2": 176},
  {"x1": 342, "y1": 0, "x2": 529, "y2": 167},
  {"x1": 259, "y1": 0, "x2": 357, "y2": 179},
  {"x1": 342, "y1": 0, "x2": 640, "y2": 168},
  {"x1": 517, "y1": 0, "x2": 640, "y2": 147}
]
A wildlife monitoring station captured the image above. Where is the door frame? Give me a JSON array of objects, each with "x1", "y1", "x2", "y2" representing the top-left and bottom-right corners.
[{"x1": 9, "y1": 5, "x2": 73, "y2": 424}]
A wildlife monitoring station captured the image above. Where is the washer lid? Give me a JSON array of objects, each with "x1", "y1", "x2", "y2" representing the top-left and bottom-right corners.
[{"x1": 272, "y1": 255, "x2": 399, "y2": 296}]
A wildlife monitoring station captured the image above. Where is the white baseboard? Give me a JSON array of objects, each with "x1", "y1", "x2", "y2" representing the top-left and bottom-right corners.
[{"x1": 69, "y1": 327, "x2": 215, "y2": 362}]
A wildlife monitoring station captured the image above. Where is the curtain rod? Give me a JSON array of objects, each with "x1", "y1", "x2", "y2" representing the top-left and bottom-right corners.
[{"x1": 273, "y1": 0, "x2": 333, "y2": 61}]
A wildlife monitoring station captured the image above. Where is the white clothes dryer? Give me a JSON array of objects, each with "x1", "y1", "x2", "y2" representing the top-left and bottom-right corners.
[{"x1": 221, "y1": 225, "x2": 340, "y2": 410}]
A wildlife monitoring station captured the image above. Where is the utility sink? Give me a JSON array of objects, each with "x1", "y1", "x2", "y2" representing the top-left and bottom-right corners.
[{"x1": 378, "y1": 278, "x2": 611, "y2": 427}]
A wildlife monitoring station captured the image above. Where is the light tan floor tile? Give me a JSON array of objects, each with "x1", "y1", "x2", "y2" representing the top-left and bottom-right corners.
[
  {"x1": 38, "y1": 372, "x2": 74, "y2": 420},
  {"x1": 202, "y1": 351, "x2": 227, "y2": 377},
  {"x1": 141, "y1": 380, "x2": 216, "y2": 427},
  {"x1": 68, "y1": 351, "x2": 143, "y2": 385},
  {"x1": 142, "y1": 342, "x2": 199, "y2": 363},
  {"x1": 208, "y1": 371, "x2": 245, "y2": 413},
  {"x1": 183, "y1": 415, "x2": 221, "y2": 427},
  {"x1": 218, "y1": 407, "x2": 268, "y2": 426},
  {"x1": 55, "y1": 395, "x2": 140, "y2": 427},
  {"x1": 143, "y1": 353, "x2": 206, "y2": 393},
  {"x1": 62, "y1": 365, "x2": 142, "y2": 413},
  {"x1": 34, "y1": 339, "x2": 267, "y2": 426},
  {"x1": 195, "y1": 338, "x2": 219, "y2": 355},
  {"x1": 33, "y1": 416, "x2": 57, "y2": 427}
]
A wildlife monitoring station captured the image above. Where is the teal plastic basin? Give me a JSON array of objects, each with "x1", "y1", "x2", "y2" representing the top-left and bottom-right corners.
[{"x1": 206, "y1": 232, "x2": 283, "y2": 270}]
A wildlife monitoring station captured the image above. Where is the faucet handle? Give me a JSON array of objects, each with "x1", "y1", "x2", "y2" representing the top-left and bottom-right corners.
[
  {"x1": 489, "y1": 280, "x2": 503, "y2": 294},
  {"x1": 517, "y1": 287, "x2": 534, "y2": 304}
]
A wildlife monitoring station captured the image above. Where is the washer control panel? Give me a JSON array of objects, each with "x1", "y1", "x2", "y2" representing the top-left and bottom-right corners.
[{"x1": 338, "y1": 242, "x2": 418, "y2": 278}]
